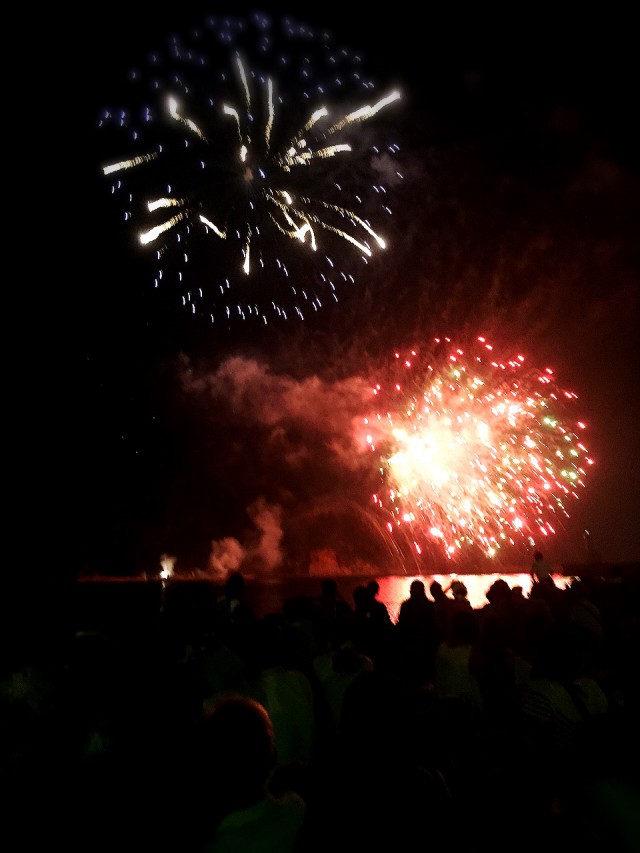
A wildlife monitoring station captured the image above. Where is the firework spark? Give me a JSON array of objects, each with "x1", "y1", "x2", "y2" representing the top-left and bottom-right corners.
[
  {"x1": 360, "y1": 336, "x2": 593, "y2": 561},
  {"x1": 97, "y1": 11, "x2": 403, "y2": 326}
]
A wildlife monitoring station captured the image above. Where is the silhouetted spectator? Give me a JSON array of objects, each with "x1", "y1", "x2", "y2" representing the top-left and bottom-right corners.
[
  {"x1": 476, "y1": 579, "x2": 519, "y2": 721},
  {"x1": 433, "y1": 609, "x2": 483, "y2": 713},
  {"x1": 213, "y1": 572, "x2": 257, "y2": 661},
  {"x1": 303, "y1": 669, "x2": 453, "y2": 851},
  {"x1": 312, "y1": 579, "x2": 354, "y2": 646},
  {"x1": 195, "y1": 694, "x2": 307, "y2": 852},
  {"x1": 366, "y1": 580, "x2": 393, "y2": 627},
  {"x1": 531, "y1": 550, "x2": 553, "y2": 584},
  {"x1": 350, "y1": 583, "x2": 392, "y2": 666},
  {"x1": 430, "y1": 580, "x2": 453, "y2": 643},
  {"x1": 395, "y1": 580, "x2": 438, "y2": 686},
  {"x1": 244, "y1": 615, "x2": 317, "y2": 769},
  {"x1": 215, "y1": 572, "x2": 254, "y2": 627},
  {"x1": 446, "y1": 579, "x2": 473, "y2": 620}
]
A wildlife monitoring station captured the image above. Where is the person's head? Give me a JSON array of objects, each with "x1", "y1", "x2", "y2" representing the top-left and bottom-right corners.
[
  {"x1": 486, "y1": 578, "x2": 511, "y2": 603},
  {"x1": 321, "y1": 578, "x2": 338, "y2": 598},
  {"x1": 199, "y1": 694, "x2": 276, "y2": 800},
  {"x1": 353, "y1": 584, "x2": 370, "y2": 611},
  {"x1": 429, "y1": 580, "x2": 445, "y2": 600},
  {"x1": 224, "y1": 571, "x2": 245, "y2": 600},
  {"x1": 450, "y1": 580, "x2": 468, "y2": 599},
  {"x1": 367, "y1": 580, "x2": 380, "y2": 597},
  {"x1": 533, "y1": 550, "x2": 544, "y2": 562},
  {"x1": 409, "y1": 580, "x2": 426, "y2": 598}
]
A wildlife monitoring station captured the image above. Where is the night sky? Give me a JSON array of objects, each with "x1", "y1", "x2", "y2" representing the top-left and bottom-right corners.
[{"x1": 47, "y1": 3, "x2": 639, "y2": 584}]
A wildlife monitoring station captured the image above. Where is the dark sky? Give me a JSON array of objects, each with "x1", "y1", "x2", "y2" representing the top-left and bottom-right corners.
[{"x1": 46, "y1": 3, "x2": 639, "y2": 581}]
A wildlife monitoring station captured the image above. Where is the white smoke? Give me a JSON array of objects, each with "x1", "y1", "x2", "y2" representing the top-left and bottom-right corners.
[
  {"x1": 207, "y1": 497, "x2": 284, "y2": 581},
  {"x1": 208, "y1": 537, "x2": 246, "y2": 580}
]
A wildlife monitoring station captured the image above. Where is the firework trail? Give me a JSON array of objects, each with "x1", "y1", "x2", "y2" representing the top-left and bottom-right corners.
[
  {"x1": 97, "y1": 11, "x2": 403, "y2": 326},
  {"x1": 360, "y1": 336, "x2": 593, "y2": 562}
]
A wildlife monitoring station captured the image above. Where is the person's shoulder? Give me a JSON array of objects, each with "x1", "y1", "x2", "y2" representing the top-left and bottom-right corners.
[
  {"x1": 215, "y1": 791, "x2": 306, "y2": 829},
  {"x1": 272, "y1": 790, "x2": 307, "y2": 811}
]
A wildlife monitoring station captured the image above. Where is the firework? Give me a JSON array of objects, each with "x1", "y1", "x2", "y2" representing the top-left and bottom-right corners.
[
  {"x1": 97, "y1": 11, "x2": 402, "y2": 326},
  {"x1": 360, "y1": 336, "x2": 592, "y2": 561}
]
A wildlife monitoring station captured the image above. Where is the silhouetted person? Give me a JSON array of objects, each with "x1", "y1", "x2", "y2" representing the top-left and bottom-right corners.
[
  {"x1": 430, "y1": 580, "x2": 453, "y2": 643},
  {"x1": 434, "y1": 609, "x2": 483, "y2": 712},
  {"x1": 531, "y1": 550, "x2": 553, "y2": 584},
  {"x1": 477, "y1": 578, "x2": 519, "y2": 721},
  {"x1": 397, "y1": 580, "x2": 437, "y2": 633},
  {"x1": 319, "y1": 578, "x2": 353, "y2": 616},
  {"x1": 396, "y1": 580, "x2": 438, "y2": 686},
  {"x1": 303, "y1": 669, "x2": 453, "y2": 851},
  {"x1": 447, "y1": 579, "x2": 473, "y2": 619},
  {"x1": 214, "y1": 571, "x2": 257, "y2": 659},
  {"x1": 216, "y1": 571, "x2": 252, "y2": 623},
  {"x1": 350, "y1": 583, "x2": 392, "y2": 666},
  {"x1": 366, "y1": 580, "x2": 392, "y2": 627},
  {"x1": 195, "y1": 694, "x2": 307, "y2": 852},
  {"x1": 312, "y1": 578, "x2": 354, "y2": 647},
  {"x1": 355, "y1": 580, "x2": 395, "y2": 668},
  {"x1": 243, "y1": 614, "x2": 317, "y2": 769}
]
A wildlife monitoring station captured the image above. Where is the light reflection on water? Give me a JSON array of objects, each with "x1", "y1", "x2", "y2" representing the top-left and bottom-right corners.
[
  {"x1": 76, "y1": 571, "x2": 575, "y2": 629},
  {"x1": 374, "y1": 573, "x2": 571, "y2": 623},
  {"x1": 248, "y1": 572, "x2": 573, "y2": 623}
]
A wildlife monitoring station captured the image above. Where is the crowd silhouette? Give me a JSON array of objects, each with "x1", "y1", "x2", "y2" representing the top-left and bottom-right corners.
[{"x1": 2, "y1": 567, "x2": 639, "y2": 851}]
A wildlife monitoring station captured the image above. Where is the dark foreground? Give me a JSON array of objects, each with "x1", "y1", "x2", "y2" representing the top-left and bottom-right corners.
[{"x1": 3, "y1": 568, "x2": 639, "y2": 851}]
